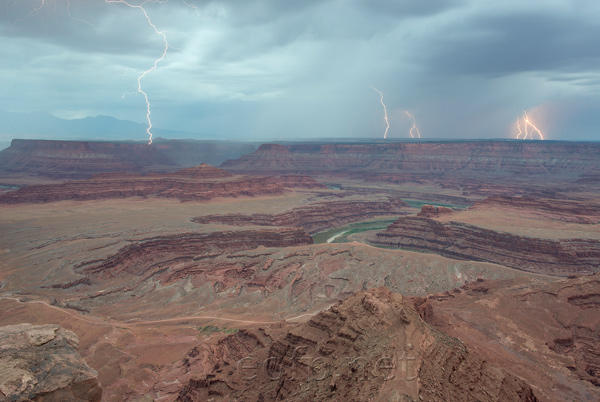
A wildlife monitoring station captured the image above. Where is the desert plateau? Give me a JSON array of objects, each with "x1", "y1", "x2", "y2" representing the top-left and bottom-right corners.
[{"x1": 0, "y1": 139, "x2": 598, "y2": 401}]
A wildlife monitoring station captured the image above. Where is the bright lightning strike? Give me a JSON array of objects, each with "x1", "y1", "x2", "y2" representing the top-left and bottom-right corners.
[
  {"x1": 404, "y1": 111, "x2": 421, "y2": 139},
  {"x1": 371, "y1": 86, "x2": 390, "y2": 139},
  {"x1": 515, "y1": 115, "x2": 524, "y2": 139},
  {"x1": 105, "y1": 0, "x2": 170, "y2": 145},
  {"x1": 514, "y1": 111, "x2": 544, "y2": 140},
  {"x1": 523, "y1": 111, "x2": 544, "y2": 140}
]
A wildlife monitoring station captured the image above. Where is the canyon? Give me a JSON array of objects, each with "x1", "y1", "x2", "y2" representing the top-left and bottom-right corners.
[
  {"x1": 178, "y1": 287, "x2": 539, "y2": 402},
  {"x1": 0, "y1": 164, "x2": 324, "y2": 204},
  {"x1": 177, "y1": 274, "x2": 599, "y2": 402},
  {"x1": 192, "y1": 199, "x2": 408, "y2": 234},
  {"x1": 369, "y1": 216, "x2": 600, "y2": 276},
  {"x1": 221, "y1": 141, "x2": 600, "y2": 177},
  {"x1": 0, "y1": 139, "x2": 257, "y2": 184},
  {"x1": 0, "y1": 139, "x2": 599, "y2": 401}
]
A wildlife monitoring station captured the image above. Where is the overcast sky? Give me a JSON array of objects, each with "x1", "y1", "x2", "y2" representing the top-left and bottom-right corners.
[{"x1": 1, "y1": 0, "x2": 599, "y2": 141}]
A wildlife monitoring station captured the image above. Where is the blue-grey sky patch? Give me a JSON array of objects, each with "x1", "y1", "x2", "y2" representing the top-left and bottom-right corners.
[{"x1": 0, "y1": 0, "x2": 599, "y2": 142}]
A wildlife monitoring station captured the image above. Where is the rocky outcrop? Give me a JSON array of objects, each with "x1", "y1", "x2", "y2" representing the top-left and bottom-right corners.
[
  {"x1": 0, "y1": 164, "x2": 286, "y2": 204},
  {"x1": 417, "y1": 274, "x2": 600, "y2": 401},
  {"x1": 178, "y1": 287, "x2": 538, "y2": 402},
  {"x1": 276, "y1": 175, "x2": 327, "y2": 189},
  {"x1": 221, "y1": 141, "x2": 600, "y2": 177},
  {"x1": 193, "y1": 199, "x2": 407, "y2": 234},
  {"x1": 80, "y1": 228, "x2": 313, "y2": 279},
  {"x1": 0, "y1": 139, "x2": 257, "y2": 181},
  {"x1": 417, "y1": 204, "x2": 453, "y2": 217},
  {"x1": 370, "y1": 217, "x2": 600, "y2": 276},
  {"x1": 0, "y1": 323, "x2": 102, "y2": 402},
  {"x1": 473, "y1": 195, "x2": 600, "y2": 224},
  {"x1": 341, "y1": 186, "x2": 475, "y2": 206}
]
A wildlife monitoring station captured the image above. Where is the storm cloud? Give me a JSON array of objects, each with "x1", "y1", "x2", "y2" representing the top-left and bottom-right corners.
[{"x1": 1, "y1": 0, "x2": 599, "y2": 141}]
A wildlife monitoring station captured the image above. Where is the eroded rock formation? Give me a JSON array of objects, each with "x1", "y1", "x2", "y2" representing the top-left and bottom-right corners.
[
  {"x1": 80, "y1": 228, "x2": 313, "y2": 280},
  {"x1": 370, "y1": 217, "x2": 600, "y2": 275},
  {"x1": 417, "y1": 204, "x2": 453, "y2": 217},
  {"x1": 193, "y1": 199, "x2": 408, "y2": 234},
  {"x1": 221, "y1": 142, "x2": 600, "y2": 177},
  {"x1": 177, "y1": 287, "x2": 538, "y2": 402},
  {"x1": 416, "y1": 274, "x2": 600, "y2": 401},
  {"x1": 0, "y1": 164, "x2": 289, "y2": 204},
  {"x1": 0, "y1": 139, "x2": 257, "y2": 181},
  {"x1": 0, "y1": 323, "x2": 102, "y2": 402}
]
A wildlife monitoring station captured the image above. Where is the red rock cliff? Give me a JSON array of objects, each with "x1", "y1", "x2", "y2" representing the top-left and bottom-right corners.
[
  {"x1": 370, "y1": 216, "x2": 600, "y2": 276},
  {"x1": 178, "y1": 288, "x2": 538, "y2": 402},
  {"x1": 221, "y1": 141, "x2": 600, "y2": 178},
  {"x1": 0, "y1": 164, "x2": 285, "y2": 204}
]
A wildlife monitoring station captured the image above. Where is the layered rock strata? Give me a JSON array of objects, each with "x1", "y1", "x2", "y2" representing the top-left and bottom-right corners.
[
  {"x1": 0, "y1": 164, "x2": 298, "y2": 204},
  {"x1": 417, "y1": 204, "x2": 453, "y2": 217},
  {"x1": 0, "y1": 323, "x2": 102, "y2": 402},
  {"x1": 177, "y1": 287, "x2": 538, "y2": 402},
  {"x1": 416, "y1": 274, "x2": 600, "y2": 401},
  {"x1": 221, "y1": 141, "x2": 600, "y2": 177},
  {"x1": 80, "y1": 228, "x2": 313, "y2": 280},
  {"x1": 0, "y1": 139, "x2": 257, "y2": 180},
  {"x1": 370, "y1": 217, "x2": 600, "y2": 275},
  {"x1": 193, "y1": 199, "x2": 408, "y2": 234}
]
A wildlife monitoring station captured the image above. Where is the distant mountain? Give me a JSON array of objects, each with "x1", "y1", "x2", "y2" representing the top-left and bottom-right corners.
[{"x1": 0, "y1": 110, "x2": 210, "y2": 143}]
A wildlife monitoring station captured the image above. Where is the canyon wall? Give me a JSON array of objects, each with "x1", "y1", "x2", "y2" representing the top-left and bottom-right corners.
[
  {"x1": 178, "y1": 287, "x2": 538, "y2": 402},
  {"x1": 79, "y1": 228, "x2": 313, "y2": 280},
  {"x1": 0, "y1": 164, "x2": 307, "y2": 204},
  {"x1": 221, "y1": 141, "x2": 600, "y2": 177},
  {"x1": 0, "y1": 139, "x2": 257, "y2": 181},
  {"x1": 370, "y1": 216, "x2": 600, "y2": 276},
  {"x1": 193, "y1": 199, "x2": 408, "y2": 234},
  {"x1": 417, "y1": 274, "x2": 600, "y2": 401}
]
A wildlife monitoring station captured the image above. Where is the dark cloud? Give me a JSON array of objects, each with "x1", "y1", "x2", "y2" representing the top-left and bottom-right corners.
[
  {"x1": 425, "y1": 10, "x2": 600, "y2": 77},
  {"x1": 0, "y1": 0, "x2": 599, "y2": 142}
]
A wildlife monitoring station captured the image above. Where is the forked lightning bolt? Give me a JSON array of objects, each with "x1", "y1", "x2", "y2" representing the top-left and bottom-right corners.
[
  {"x1": 523, "y1": 111, "x2": 544, "y2": 140},
  {"x1": 371, "y1": 86, "x2": 390, "y2": 139},
  {"x1": 106, "y1": 0, "x2": 169, "y2": 145},
  {"x1": 514, "y1": 111, "x2": 543, "y2": 140},
  {"x1": 404, "y1": 111, "x2": 421, "y2": 139}
]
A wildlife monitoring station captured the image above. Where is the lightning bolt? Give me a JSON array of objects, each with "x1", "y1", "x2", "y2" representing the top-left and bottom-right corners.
[
  {"x1": 514, "y1": 111, "x2": 544, "y2": 140},
  {"x1": 515, "y1": 116, "x2": 524, "y2": 139},
  {"x1": 523, "y1": 111, "x2": 543, "y2": 140},
  {"x1": 371, "y1": 86, "x2": 390, "y2": 139},
  {"x1": 404, "y1": 111, "x2": 421, "y2": 139},
  {"x1": 105, "y1": 0, "x2": 170, "y2": 145}
]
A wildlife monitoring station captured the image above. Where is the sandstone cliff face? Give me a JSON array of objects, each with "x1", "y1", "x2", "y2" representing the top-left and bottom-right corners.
[
  {"x1": 473, "y1": 195, "x2": 600, "y2": 224},
  {"x1": 0, "y1": 323, "x2": 102, "y2": 402},
  {"x1": 0, "y1": 139, "x2": 257, "y2": 181},
  {"x1": 221, "y1": 141, "x2": 600, "y2": 177},
  {"x1": 276, "y1": 175, "x2": 327, "y2": 189},
  {"x1": 0, "y1": 164, "x2": 288, "y2": 204},
  {"x1": 370, "y1": 217, "x2": 600, "y2": 276},
  {"x1": 193, "y1": 199, "x2": 408, "y2": 234},
  {"x1": 417, "y1": 205, "x2": 453, "y2": 217},
  {"x1": 80, "y1": 228, "x2": 313, "y2": 280},
  {"x1": 177, "y1": 288, "x2": 538, "y2": 402},
  {"x1": 417, "y1": 274, "x2": 600, "y2": 401}
]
